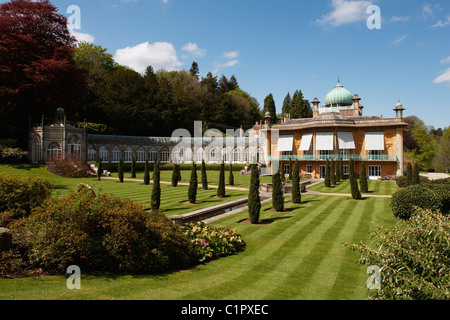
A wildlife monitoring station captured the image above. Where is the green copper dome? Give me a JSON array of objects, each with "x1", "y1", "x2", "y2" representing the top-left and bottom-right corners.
[{"x1": 324, "y1": 81, "x2": 354, "y2": 106}]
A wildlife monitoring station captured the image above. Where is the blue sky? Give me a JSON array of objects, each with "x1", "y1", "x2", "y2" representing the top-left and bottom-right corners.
[{"x1": 21, "y1": 1, "x2": 450, "y2": 128}]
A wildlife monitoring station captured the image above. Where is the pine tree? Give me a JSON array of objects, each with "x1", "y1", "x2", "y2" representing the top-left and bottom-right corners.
[
  {"x1": 282, "y1": 92, "x2": 292, "y2": 115},
  {"x1": 349, "y1": 158, "x2": 361, "y2": 199},
  {"x1": 263, "y1": 93, "x2": 277, "y2": 124},
  {"x1": 324, "y1": 159, "x2": 331, "y2": 187},
  {"x1": 131, "y1": 156, "x2": 136, "y2": 178},
  {"x1": 412, "y1": 162, "x2": 420, "y2": 185},
  {"x1": 331, "y1": 159, "x2": 336, "y2": 186},
  {"x1": 143, "y1": 159, "x2": 150, "y2": 185},
  {"x1": 151, "y1": 162, "x2": 161, "y2": 211},
  {"x1": 248, "y1": 164, "x2": 261, "y2": 224},
  {"x1": 292, "y1": 160, "x2": 301, "y2": 204},
  {"x1": 118, "y1": 158, "x2": 124, "y2": 183},
  {"x1": 229, "y1": 163, "x2": 234, "y2": 186},
  {"x1": 97, "y1": 159, "x2": 102, "y2": 181},
  {"x1": 272, "y1": 171, "x2": 284, "y2": 212},
  {"x1": 201, "y1": 160, "x2": 208, "y2": 190},
  {"x1": 359, "y1": 161, "x2": 368, "y2": 193},
  {"x1": 171, "y1": 164, "x2": 179, "y2": 187},
  {"x1": 406, "y1": 162, "x2": 413, "y2": 186},
  {"x1": 217, "y1": 162, "x2": 226, "y2": 198},
  {"x1": 188, "y1": 162, "x2": 198, "y2": 204}
]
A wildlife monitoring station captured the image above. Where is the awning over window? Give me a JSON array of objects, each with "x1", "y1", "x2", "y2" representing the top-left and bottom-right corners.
[
  {"x1": 316, "y1": 132, "x2": 334, "y2": 151},
  {"x1": 299, "y1": 133, "x2": 313, "y2": 151},
  {"x1": 337, "y1": 132, "x2": 355, "y2": 150},
  {"x1": 365, "y1": 132, "x2": 385, "y2": 151},
  {"x1": 278, "y1": 135, "x2": 294, "y2": 152}
]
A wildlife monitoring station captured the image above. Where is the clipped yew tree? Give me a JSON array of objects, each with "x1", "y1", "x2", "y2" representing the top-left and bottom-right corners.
[
  {"x1": 272, "y1": 171, "x2": 284, "y2": 212},
  {"x1": 248, "y1": 164, "x2": 261, "y2": 224},
  {"x1": 349, "y1": 158, "x2": 361, "y2": 199},
  {"x1": 331, "y1": 159, "x2": 336, "y2": 186},
  {"x1": 151, "y1": 162, "x2": 161, "y2": 211},
  {"x1": 217, "y1": 162, "x2": 226, "y2": 198},
  {"x1": 201, "y1": 160, "x2": 208, "y2": 190},
  {"x1": 359, "y1": 161, "x2": 368, "y2": 193},
  {"x1": 324, "y1": 159, "x2": 331, "y2": 187},
  {"x1": 118, "y1": 158, "x2": 124, "y2": 183},
  {"x1": 143, "y1": 159, "x2": 150, "y2": 185},
  {"x1": 131, "y1": 156, "x2": 136, "y2": 179},
  {"x1": 97, "y1": 159, "x2": 102, "y2": 181},
  {"x1": 292, "y1": 160, "x2": 301, "y2": 204},
  {"x1": 188, "y1": 162, "x2": 198, "y2": 204},
  {"x1": 229, "y1": 163, "x2": 234, "y2": 186},
  {"x1": 172, "y1": 164, "x2": 179, "y2": 187}
]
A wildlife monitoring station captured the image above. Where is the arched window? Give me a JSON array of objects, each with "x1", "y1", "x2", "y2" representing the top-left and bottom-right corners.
[
  {"x1": 184, "y1": 147, "x2": 193, "y2": 163},
  {"x1": 32, "y1": 135, "x2": 42, "y2": 164},
  {"x1": 87, "y1": 145, "x2": 97, "y2": 162},
  {"x1": 243, "y1": 148, "x2": 250, "y2": 163},
  {"x1": 67, "y1": 135, "x2": 81, "y2": 159},
  {"x1": 233, "y1": 148, "x2": 241, "y2": 163},
  {"x1": 136, "y1": 147, "x2": 145, "y2": 163},
  {"x1": 196, "y1": 148, "x2": 205, "y2": 163},
  {"x1": 112, "y1": 147, "x2": 121, "y2": 163},
  {"x1": 99, "y1": 146, "x2": 109, "y2": 162},
  {"x1": 149, "y1": 147, "x2": 158, "y2": 163},
  {"x1": 257, "y1": 148, "x2": 264, "y2": 163},
  {"x1": 209, "y1": 148, "x2": 217, "y2": 163},
  {"x1": 161, "y1": 147, "x2": 170, "y2": 163},
  {"x1": 124, "y1": 146, "x2": 133, "y2": 163},
  {"x1": 47, "y1": 142, "x2": 61, "y2": 162},
  {"x1": 171, "y1": 147, "x2": 182, "y2": 164},
  {"x1": 221, "y1": 148, "x2": 229, "y2": 163}
]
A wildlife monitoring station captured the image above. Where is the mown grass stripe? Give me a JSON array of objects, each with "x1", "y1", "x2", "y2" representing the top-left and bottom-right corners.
[{"x1": 179, "y1": 196, "x2": 344, "y2": 300}]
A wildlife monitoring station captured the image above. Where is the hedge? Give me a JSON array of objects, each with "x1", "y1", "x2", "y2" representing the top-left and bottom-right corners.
[{"x1": 391, "y1": 178, "x2": 450, "y2": 220}]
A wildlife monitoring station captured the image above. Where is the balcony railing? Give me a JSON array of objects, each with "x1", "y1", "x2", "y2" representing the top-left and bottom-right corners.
[{"x1": 267, "y1": 154, "x2": 397, "y2": 162}]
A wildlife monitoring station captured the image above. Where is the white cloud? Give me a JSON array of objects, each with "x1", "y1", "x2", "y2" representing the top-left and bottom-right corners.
[
  {"x1": 314, "y1": 0, "x2": 372, "y2": 27},
  {"x1": 390, "y1": 16, "x2": 411, "y2": 23},
  {"x1": 181, "y1": 42, "x2": 206, "y2": 58},
  {"x1": 213, "y1": 60, "x2": 239, "y2": 74},
  {"x1": 441, "y1": 56, "x2": 450, "y2": 64},
  {"x1": 114, "y1": 41, "x2": 182, "y2": 74},
  {"x1": 391, "y1": 34, "x2": 408, "y2": 45},
  {"x1": 433, "y1": 68, "x2": 450, "y2": 84},
  {"x1": 431, "y1": 16, "x2": 450, "y2": 28},
  {"x1": 223, "y1": 51, "x2": 239, "y2": 59},
  {"x1": 70, "y1": 30, "x2": 95, "y2": 43}
]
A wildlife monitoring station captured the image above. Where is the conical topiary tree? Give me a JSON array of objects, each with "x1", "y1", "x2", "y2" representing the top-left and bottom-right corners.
[
  {"x1": 217, "y1": 162, "x2": 226, "y2": 198},
  {"x1": 97, "y1": 159, "x2": 102, "y2": 181},
  {"x1": 172, "y1": 163, "x2": 179, "y2": 187},
  {"x1": 131, "y1": 156, "x2": 136, "y2": 178},
  {"x1": 248, "y1": 164, "x2": 261, "y2": 224},
  {"x1": 188, "y1": 162, "x2": 198, "y2": 204},
  {"x1": 143, "y1": 158, "x2": 150, "y2": 185},
  {"x1": 201, "y1": 160, "x2": 208, "y2": 190},
  {"x1": 288, "y1": 159, "x2": 293, "y2": 180},
  {"x1": 229, "y1": 163, "x2": 234, "y2": 186},
  {"x1": 151, "y1": 161, "x2": 161, "y2": 211},
  {"x1": 272, "y1": 170, "x2": 284, "y2": 212},
  {"x1": 339, "y1": 159, "x2": 344, "y2": 180},
  {"x1": 324, "y1": 159, "x2": 331, "y2": 187},
  {"x1": 406, "y1": 162, "x2": 413, "y2": 186},
  {"x1": 118, "y1": 158, "x2": 124, "y2": 183},
  {"x1": 412, "y1": 162, "x2": 420, "y2": 185},
  {"x1": 349, "y1": 158, "x2": 361, "y2": 199},
  {"x1": 336, "y1": 158, "x2": 341, "y2": 183},
  {"x1": 331, "y1": 159, "x2": 336, "y2": 186},
  {"x1": 292, "y1": 159, "x2": 301, "y2": 204},
  {"x1": 359, "y1": 161, "x2": 368, "y2": 193}
]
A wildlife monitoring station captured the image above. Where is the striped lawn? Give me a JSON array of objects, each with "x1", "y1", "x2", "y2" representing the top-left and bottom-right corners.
[
  {"x1": 0, "y1": 193, "x2": 396, "y2": 300},
  {"x1": 307, "y1": 179, "x2": 398, "y2": 196}
]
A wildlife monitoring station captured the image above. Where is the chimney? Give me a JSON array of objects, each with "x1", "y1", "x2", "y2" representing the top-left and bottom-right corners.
[{"x1": 312, "y1": 98, "x2": 320, "y2": 118}]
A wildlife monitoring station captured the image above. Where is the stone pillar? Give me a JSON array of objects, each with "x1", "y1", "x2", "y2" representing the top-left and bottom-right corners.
[
  {"x1": 312, "y1": 98, "x2": 320, "y2": 118},
  {"x1": 395, "y1": 128, "x2": 404, "y2": 176}
]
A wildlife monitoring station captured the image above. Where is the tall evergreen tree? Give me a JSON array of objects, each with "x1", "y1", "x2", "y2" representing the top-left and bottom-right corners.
[
  {"x1": 188, "y1": 162, "x2": 198, "y2": 204},
  {"x1": 272, "y1": 170, "x2": 284, "y2": 212},
  {"x1": 131, "y1": 156, "x2": 136, "y2": 179},
  {"x1": 324, "y1": 159, "x2": 331, "y2": 187},
  {"x1": 97, "y1": 159, "x2": 102, "y2": 181},
  {"x1": 189, "y1": 61, "x2": 200, "y2": 80},
  {"x1": 151, "y1": 162, "x2": 161, "y2": 211},
  {"x1": 248, "y1": 164, "x2": 261, "y2": 224},
  {"x1": 292, "y1": 160, "x2": 301, "y2": 204},
  {"x1": 201, "y1": 160, "x2": 208, "y2": 190},
  {"x1": 217, "y1": 162, "x2": 226, "y2": 198},
  {"x1": 349, "y1": 158, "x2": 361, "y2": 199},
  {"x1": 229, "y1": 163, "x2": 234, "y2": 186},
  {"x1": 331, "y1": 159, "x2": 336, "y2": 186},
  {"x1": 143, "y1": 158, "x2": 150, "y2": 185},
  {"x1": 282, "y1": 92, "x2": 292, "y2": 115},
  {"x1": 336, "y1": 159, "x2": 341, "y2": 183},
  {"x1": 118, "y1": 158, "x2": 124, "y2": 183},
  {"x1": 340, "y1": 159, "x2": 344, "y2": 180},
  {"x1": 290, "y1": 90, "x2": 313, "y2": 119},
  {"x1": 263, "y1": 93, "x2": 277, "y2": 124},
  {"x1": 359, "y1": 161, "x2": 368, "y2": 193},
  {"x1": 288, "y1": 158, "x2": 293, "y2": 180}
]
